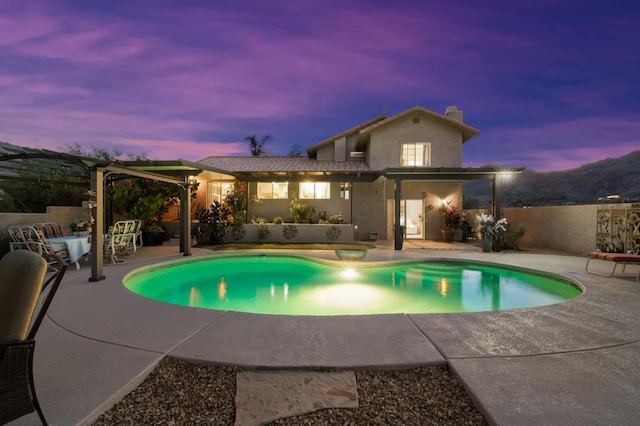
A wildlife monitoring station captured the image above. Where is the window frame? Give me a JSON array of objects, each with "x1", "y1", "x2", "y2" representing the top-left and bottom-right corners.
[
  {"x1": 340, "y1": 182, "x2": 350, "y2": 200},
  {"x1": 401, "y1": 142, "x2": 431, "y2": 167},
  {"x1": 257, "y1": 182, "x2": 289, "y2": 199},
  {"x1": 299, "y1": 182, "x2": 331, "y2": 199}
]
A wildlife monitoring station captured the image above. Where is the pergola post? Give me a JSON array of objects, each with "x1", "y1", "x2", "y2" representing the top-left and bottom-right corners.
[
  {"x1": 394, "y1": 177, "x2": 403, "y2": 250},
  {"x1": 179, "y1": 179, "x2": 192, "y2": 256},
  {"x1": 492, "y1": 174, "x2": 502, "y2": 252},
  {"x1": 89, "y1": 167, "x2": 105, "y2": 282}
]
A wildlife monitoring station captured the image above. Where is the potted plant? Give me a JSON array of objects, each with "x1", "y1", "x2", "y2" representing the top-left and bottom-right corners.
[
  {"x1": 476, "y1": 213, "x2": 508, "y2": 252},
  {"x1": 440, "y1": 202, "x2": 462, "y2": 242},
  {"x1": 69, "y1": 220, "x2": 91, "y2": 237},
  {"x1": 141, "y1": 222, "x2": 166, "y2": 246}
]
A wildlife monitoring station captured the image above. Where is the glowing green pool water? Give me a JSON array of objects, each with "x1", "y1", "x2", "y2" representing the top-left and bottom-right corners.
[{"x1": 123, "y1": 254, "x2": 581, "y2": 315}]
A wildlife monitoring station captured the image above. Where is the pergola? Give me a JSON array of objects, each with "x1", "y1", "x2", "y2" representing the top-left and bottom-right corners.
[
  {"x1": 0, "y1": 145, "x2": 203, "y2": 281},
  {"x1": 381, "y1": 167, "x2": 524, "y2": 249}
]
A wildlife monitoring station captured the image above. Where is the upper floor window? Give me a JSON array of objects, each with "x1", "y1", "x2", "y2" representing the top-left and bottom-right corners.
[
  {"x1": 257, "y1": 182, "x2": 288, "y2": 199},
  {"x1": 401, "y1": 143, "x2": 431, "y2": 166},
  {"x1": 300, "y1": 182, "x2": 330, "y2": 199}
]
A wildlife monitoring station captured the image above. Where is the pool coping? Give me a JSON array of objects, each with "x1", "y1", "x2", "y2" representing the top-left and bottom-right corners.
[{"x1": 21, "y1": 244, "x2": 640, "y2": 425}]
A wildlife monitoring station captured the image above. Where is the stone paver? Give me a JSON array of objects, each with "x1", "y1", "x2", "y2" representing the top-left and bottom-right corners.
[{"x1": 235, "y1": 370, "x2": 358, "y2": 426}]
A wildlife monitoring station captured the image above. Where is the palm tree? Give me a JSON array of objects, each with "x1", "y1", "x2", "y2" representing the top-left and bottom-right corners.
[{"x1": 245, "y1": 134, "x2": 271, "y2": 156}]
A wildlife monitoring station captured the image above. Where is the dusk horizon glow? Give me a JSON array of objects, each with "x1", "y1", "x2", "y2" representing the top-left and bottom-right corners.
[{"x1": 1, "y1": 0, "x2": 638, "y2": 172}]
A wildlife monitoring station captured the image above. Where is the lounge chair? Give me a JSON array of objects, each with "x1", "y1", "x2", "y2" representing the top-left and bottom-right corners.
[
  {"x1": 0, "y1": 252, "x2": 68, "y2": 425},
  {"x1": 585, "y1": 249, "x2": 640, "y2": 281}
]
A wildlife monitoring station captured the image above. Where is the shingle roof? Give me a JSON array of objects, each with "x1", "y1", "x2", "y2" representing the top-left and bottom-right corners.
[{"x1": 198, "y1": 156, "x2": 371, "y2": 173}]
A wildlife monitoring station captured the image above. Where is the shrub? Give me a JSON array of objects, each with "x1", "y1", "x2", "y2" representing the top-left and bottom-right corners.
[
  {"x1": 273, "y1": 216, "x2": 284, "y2": 224},
  {"x1": 329, "y1": 214, "x2": 344, "y2": 224},
  {"x1": 193, "y1": 186, "x2": 246, "y2": 245},
  {"x1": 290, "y1": 196, "x2": 315, "y2": 223},
  {"x1": 229, "y1": 222, "x2": 246, "y2": 241},
  {"x1": 500, "y1": 224, "x2": 526, "y2": 250},
  {"x1": 257, "y1": 223, "x2": 270, "y2": 241}
]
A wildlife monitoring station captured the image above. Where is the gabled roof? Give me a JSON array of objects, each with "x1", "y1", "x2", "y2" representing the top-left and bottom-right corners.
[
  {"x1": 360, "y1": 106, "x2": 479, "y2": 143},
  {"x1": 306, "y1": 115, "x2": 387, "y2": 155}
]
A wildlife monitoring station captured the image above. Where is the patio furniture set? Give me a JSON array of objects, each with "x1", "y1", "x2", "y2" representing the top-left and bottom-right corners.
[{"x1": 7, "y1": 220, "x2": 144, "y2": 268}]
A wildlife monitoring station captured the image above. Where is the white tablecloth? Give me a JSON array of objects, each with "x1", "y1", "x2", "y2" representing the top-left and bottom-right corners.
[{"x1": 49, "y1": 236, "x2": 91, "y2": 269}]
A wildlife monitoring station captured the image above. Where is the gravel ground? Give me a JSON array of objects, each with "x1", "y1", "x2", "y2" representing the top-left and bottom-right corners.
[{"x1": 93, "y1": 357, "x2": 487, "y2": 425}]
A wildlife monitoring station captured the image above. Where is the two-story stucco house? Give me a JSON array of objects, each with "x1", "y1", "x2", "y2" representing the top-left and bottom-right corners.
[{"x1": 193, "y1": 105, "x2": 494, "y2": 245}]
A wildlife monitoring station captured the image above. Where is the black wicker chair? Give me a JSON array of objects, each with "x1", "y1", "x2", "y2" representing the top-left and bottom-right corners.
[{"x1": 0, "y1": 251, "x2": 67, "y2": 425}]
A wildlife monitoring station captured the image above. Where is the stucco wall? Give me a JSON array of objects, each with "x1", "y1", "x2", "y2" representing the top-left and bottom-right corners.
[
  {"x1": 316, "y1": 145, "x2": 333, "y2": 161},
  {"x1": 247, "y1": 181, "x2": 351, "y2": 223},
  {"x1": 477, "y1": 204, "x2": 608, "y2": 255},
  {"x1": 352, "y1": 179, "x2": 463, "y2": 240},
  {"x1": 0, "y1": 206, "x2": 87, "y2": 236},
  {"x1": 352, "y1": 180, "x2": 386, "y2": 240},
  {"x1": 367, "y1": 113, "x2": 463, "y2": 170}
]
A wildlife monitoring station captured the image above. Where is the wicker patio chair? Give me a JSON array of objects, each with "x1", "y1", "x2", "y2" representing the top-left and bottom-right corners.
[{"x1": 0, "y1": 251, "x2": 68, "y2": 425}]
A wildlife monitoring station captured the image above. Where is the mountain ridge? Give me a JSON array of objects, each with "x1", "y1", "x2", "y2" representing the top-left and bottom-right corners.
[{"x1": 464, "y1": 150, "x2": 640, "y2": 207}]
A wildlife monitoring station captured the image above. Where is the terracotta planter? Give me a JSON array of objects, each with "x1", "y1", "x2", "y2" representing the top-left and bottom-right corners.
[{"x1": 441, "y1": 229, "x2": 455, "y2": 242}]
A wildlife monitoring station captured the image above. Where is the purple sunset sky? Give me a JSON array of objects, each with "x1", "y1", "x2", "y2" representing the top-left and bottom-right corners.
[{"x1": 1, "y1": 0, "x2": 638, "y2": 172}]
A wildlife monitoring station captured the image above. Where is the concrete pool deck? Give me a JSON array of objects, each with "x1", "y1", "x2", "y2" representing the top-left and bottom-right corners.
[{"x1": 10, "y1": 242, "x2": 640, "y2": 425}]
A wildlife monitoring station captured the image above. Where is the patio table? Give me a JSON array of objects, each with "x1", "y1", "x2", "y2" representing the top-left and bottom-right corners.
[{"x1": 49, "y1": 236, "x2": 90, "y2": 269}]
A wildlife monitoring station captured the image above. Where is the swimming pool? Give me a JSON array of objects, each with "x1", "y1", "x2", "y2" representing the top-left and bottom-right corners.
[{"x1": 123, "y1": 254, "x2": 582, "y2": 315}]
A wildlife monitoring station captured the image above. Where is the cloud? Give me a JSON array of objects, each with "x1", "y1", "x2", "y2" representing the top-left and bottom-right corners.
[{"x1": 0, "y1": 0, "x2": 637, "y2": 173}]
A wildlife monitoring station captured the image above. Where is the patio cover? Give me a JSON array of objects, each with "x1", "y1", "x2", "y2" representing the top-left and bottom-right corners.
[{"x1": 0, "y1": 145, "x2": 203, "y2": 281}]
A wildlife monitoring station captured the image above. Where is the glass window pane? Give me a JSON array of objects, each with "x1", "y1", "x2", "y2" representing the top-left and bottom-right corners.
[
  {"x1": 274, "y1": 183, "x2": 288, "y2": 199},
  {"x1": 401, "y1": 143, "x2": 430, "y2": 166},
  {"x1": 316, "y1": 182, "x2": 330, "y2": 199},
  {"x1": 340, "y1": 182, "x2": 350, "y2": 199},
  {"x1": 257, "y1": 182, "x2": 272, "y2": 199},
  {"x1": 300, "y1": 182, "x2": 315, "y2": 199},
  {"x1": 221, "y1": 183, "x2": 234, "y2": 197}
]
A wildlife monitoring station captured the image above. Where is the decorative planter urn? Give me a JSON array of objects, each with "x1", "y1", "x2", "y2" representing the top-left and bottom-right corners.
[{"x1": 482, "y1": 234, "x2": 492, "y2": 252}]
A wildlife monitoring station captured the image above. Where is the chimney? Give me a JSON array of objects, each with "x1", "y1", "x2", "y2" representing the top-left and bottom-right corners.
[{"x1": 445, "y1": 105, "x2": 463, "y2": 122}]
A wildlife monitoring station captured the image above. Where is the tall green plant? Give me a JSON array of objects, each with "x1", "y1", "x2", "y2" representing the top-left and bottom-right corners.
[
  {"x1": 109, "y1": 178, "x2": 181, "y2": 228},
  {"x1": 193, "y1": 186, "x2": 247, "y2": 245},
  {"x1": 289, "y1": 195, "x2": 315, "y2": 223}
]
